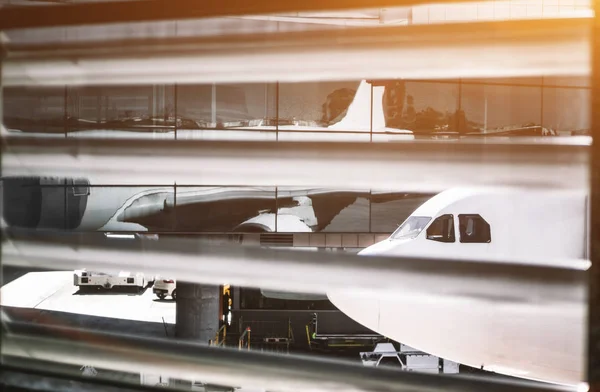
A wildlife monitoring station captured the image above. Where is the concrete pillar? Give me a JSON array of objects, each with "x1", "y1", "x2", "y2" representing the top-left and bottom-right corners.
[
  {"x1": 175, "y1": 282, "x2": 220, "y2": 343},
  {"x1": 174, "y1": 282, "x2": 220, "y2": 390}
]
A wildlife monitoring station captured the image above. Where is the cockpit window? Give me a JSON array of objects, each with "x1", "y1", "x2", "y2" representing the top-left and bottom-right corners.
[
  {"x1": 426, "y1": 214, "x2": 455, "y2": 243},
  {"x1": 458, "y1": 214, "x2": 491, "y2": 243},
  {"x1": 390, "y1": 216, "x2": 431, "y2": 240}
]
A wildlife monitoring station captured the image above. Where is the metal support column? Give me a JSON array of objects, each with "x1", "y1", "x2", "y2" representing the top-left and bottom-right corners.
[
  {"x1": 174, "y1": 83, "x2": 178, "y2": 140},
  {"x1": 368, "y1": 190, "x2": 372, "y2": 233},
  {"x1": 540, "y1": 76, "x2": 544, "y2": 131},
  {"x1": 96, "y1": 87, "x2": 102, "y2": 124},
  {"x1": 63, "y1": 86, "x2": 68, "y2": 138},
  {"x1": 153, "y1": 85, "x2": 166, "y2": 122},
  {"x1": 370, "y1": 83, "x2": 373, "y2": 142},
  {"x1": 275, "y1": 82, "x2": 279, "y2": 141},
  {"x1": 588, "y1": 2, "x2": 600, "y2": 392},
  {"x1": 0, "y1": 33, "x2": 4, "y2": 289},
  {"x1": 63, "y1": 178, "x2": 68, "y2": 230},
  {"x1": 172, "y1": 182, "x2": 177, "y2": 231},
  {"x1": 211, "y1": 83, "x2": 217, "y2": 127},
  {"x1": 456, "y1": 78, "x2": 462, "y2": 133}
]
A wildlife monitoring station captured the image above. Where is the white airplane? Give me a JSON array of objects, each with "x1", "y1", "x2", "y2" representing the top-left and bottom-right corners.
[{"x1": 328, "y1": 186, "x2": 589, "y2": 387}]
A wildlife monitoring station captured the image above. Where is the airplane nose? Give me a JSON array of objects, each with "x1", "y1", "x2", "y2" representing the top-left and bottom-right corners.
[
  {"x1": 357, "y1": 246, "x2": 378, "y2": 256},
  {"x1": 357, "y1": 237, "x2": 408, "y2": 256},
  {"x1": 357, "y1": 240, "x2": 391, "y2": 256}
]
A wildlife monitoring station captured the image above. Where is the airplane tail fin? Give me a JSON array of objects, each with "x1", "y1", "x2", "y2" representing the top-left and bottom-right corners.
[{"x1": 328, "y1": 80, "x2": 387, "y2": 131}]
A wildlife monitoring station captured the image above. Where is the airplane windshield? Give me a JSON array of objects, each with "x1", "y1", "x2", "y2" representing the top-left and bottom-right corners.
[{"x1": 391, "y1": 216, "x2": 431, "y2": 240}]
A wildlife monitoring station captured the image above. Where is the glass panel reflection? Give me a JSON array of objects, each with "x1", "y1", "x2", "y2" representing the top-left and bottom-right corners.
[
  {"x1": 176, "y1": 83, "x2": 277, "y2": 141},
  {"x1": 3, "y1": 87, "x2": 67, "y2": 136},
  {"x1": 370, "y1": 192, "x2": 435, "y2": 233},
  {"x1": 3, "y1": 85, "x2": 177, "y2": 139},
  {"x1": 174, "y1": 186, "x2": 277, "y2": 232},
  {"x1": 0, "y1": 179, "x2": 172, "y2": 231},
  {"x1": 0, "y1": 178, "x2": 437, "y2": 234},
  {"x1": 543, "y1": 87, "x2": 590, "y2": 136},
  {"x1": 372, "y1": 80, "x2": 459, "y2": 136},
  {"x1": 66, "y1": 85, "x2": 176, "y2": 138},
  {"x1": 277, "y1": 81, "x2": 376, "y2": 141},
  {"x1": 77, "y1": 185, "x2": 174, "y2": 232},
  {"x1": 460, "y1": 82, "x2": 542, "y2": 134},
  {"x1": 4, "y1": 78, "x2": 590, "y2": 141},
  {"x1": 275, "y1": 188, "x2": 370, "y2": 233},
  {"x1": 279, "y1": 81, "x2": 359, "y2": 126}
]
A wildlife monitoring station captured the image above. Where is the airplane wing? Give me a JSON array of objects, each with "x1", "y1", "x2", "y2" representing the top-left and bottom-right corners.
[
  {"x1": 1, "y1": 177, "x2": 434, "y2": 233},
  {"x1": 102, "y1": 186, "x2": 433, "y2": 233}
]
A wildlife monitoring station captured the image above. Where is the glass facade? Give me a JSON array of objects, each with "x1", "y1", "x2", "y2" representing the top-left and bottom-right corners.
[
  {"x1": 0, "y1": 180, "x2": 435, "y2": 234},
  {"x1": 3, "y1": 75, "x2": 589, "y2": 234},
  {"x1": 2, "y1": 1, "x2": 591, "y2": 233},
  {"x1": 3, "y1": 76, "x2": 591, "y2": 140}
]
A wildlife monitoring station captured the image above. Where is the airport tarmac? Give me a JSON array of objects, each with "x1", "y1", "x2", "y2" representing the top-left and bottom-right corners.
[{"x1": 1, "y1": 270, "x2": 175, "y2": 338}]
